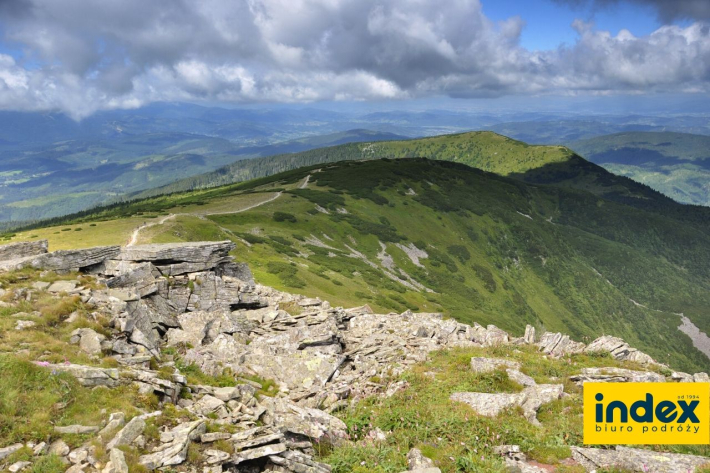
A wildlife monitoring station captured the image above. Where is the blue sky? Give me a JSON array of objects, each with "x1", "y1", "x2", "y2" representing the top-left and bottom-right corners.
[{"x1": 484, "y1": 0, "x2": 664, "y2": 50}]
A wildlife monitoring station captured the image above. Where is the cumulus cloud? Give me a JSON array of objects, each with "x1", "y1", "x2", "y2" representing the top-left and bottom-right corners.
[
  {"x1": 0, "y1": 0, "x2": 709, "y2": 118},
  {"x1": 553, "y1": 0, "x2": 710, "y2": 23}
]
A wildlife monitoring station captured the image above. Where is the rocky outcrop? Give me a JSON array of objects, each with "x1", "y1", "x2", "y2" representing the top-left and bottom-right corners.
[
  {"x1": 0, "y1": 245, "x2": 121, "y2": 272},
  {"x1": 570, "y1": 367, "x2": 666, "y2": 385},
  {"x1": 537, "y1": 332, "x2": 585, "y2": 356},
  {"x1": 0, "y1": 240, "x2": 48, "y2": 261},
  {"x1": 572, "y1": 446, "x2": 710, "y2": 472},
  {"x1": 585, "y1": 335, "x2": 656, "y2": 364},
  {"x1": 2, "y1": 239, "x2": 706, "y2": 473}
]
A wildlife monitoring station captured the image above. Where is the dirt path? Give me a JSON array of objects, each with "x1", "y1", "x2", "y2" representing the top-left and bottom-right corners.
[
  {"x1": 127, "y1": 214, "x2": 180, "y2": 246},
  {"x1": 126, "y1": 191, "x2": 283, "y2": 246},
  {"x1": 299, "y1": 174, "x2": 311, "y2": 189}
]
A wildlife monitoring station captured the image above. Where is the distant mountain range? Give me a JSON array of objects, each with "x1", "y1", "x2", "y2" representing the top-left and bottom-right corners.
[
  {"x1": 2, "y1": 102, "x2": 710, "y2": 225},
  {"x1": 569, "y1": 132, "x2": 710, "y2": 206}
]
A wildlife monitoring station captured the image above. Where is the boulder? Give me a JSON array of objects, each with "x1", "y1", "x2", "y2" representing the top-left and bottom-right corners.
[
  {"x1": 70, "y1": 328, "x2": 106, "y2": 356},
  {"x1": 450, "y1": 384, "x2": 564, "y2": 424},
  {"x1": 139, "y1": 420, "x2": 205, "y2": 469},
  {"x1": 102, "y1": 448, "x2": 129, "y2": 473},
  {"x1": 107, "y1": 416, "x2": 146, "y2": 449}
]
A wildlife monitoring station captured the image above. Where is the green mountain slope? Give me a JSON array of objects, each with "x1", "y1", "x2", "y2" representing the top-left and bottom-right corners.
[
  {"x1": 11, "y1": 158, "x2": 710, "y2": 373},
  {"x1": 570, "y1": 131, "x2": 710, "y2": 206},
  {"x1": 134, "y1": 130, "x2": 710, "y2": 236}
]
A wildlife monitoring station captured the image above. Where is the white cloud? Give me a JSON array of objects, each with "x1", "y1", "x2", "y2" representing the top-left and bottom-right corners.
[{"x1": 0, "y1": 0, "x2": 708, "y2": 118}]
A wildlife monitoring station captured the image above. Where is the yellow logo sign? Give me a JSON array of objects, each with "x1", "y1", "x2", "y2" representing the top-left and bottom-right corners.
[{"x1": 584, "y1": 382, "x2": 710, "y2": 444}]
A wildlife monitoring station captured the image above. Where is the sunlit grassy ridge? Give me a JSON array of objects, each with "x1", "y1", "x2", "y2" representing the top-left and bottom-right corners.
[{"x1": 7, "y1": 157, "x2": 710, "y2": 373}]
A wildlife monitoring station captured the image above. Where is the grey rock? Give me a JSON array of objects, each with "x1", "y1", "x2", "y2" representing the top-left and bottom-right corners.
[
  {"x1": 523, "y1": 325, "x2": 535, "y2": 344},
  {"x1": 507, "y1": 369, "x2": 537, "y2": 387},
  {"x1": 585, "y1": 336, "x2": 656, "y2": 365},
  {"x1": 191, "y1": 395, "x2": 228, "y2": 418},
  {"x1": 139, "y1": 420, "x2": 205, "y2": 469},
  {"x1": 102, "y1": 448, "x2": 129, "y2": 473},
  {"x1": 261, "y1": 398, "x2": 347, "y2": 442},
  {"x1": 68, "y1": 448, "x2": 88, "y2": 464},
  {"x1": 450, "y1": 384, "x2": 563, "y2": 424},
  {"x1": 0, "y1": 240, "x2": 47, "y2": 262},
  {"x1": 8, "y1": 461, "x2": 31, "y2": 472},
  {"x1": 70, "y1": 328, "x2": 106, "y2": 356},
  {"x1": 204, "y1": 449, "x2": 230, "y2": 465},
  {"x1": 106, "y1": 263, "x2": 160, "y2": 298},
  {"x1": 15, "y1": 320, "x2": 36, "y2": 330},
  {"x1": 99, "y1": 412, "x2": 126, "y2": 438},
  {"x1": 0, "y1": 443, "x2": 24, "y2": 460},
  {"x1": 694, "y1": 372, "x2": 710, "y2": 382},
  {"x1": 671, "y1": 371, "x2": 694, "y2": 382},
  {"x1": 470, "y1": 357, "x2": 521, "y2": 374},
  {"x1": 570, "y1": 367, "x2": 665, "y2": 385},
  {"x1": 407, "y1": 448, "x2": 436, "y2": 470},
  {"x1": 45, "y1": 363, "x2": 121, "y2": 388},
  {"x1": 48, "y1": 439, "x2": 70, "y2": 457},
  {"x1": 54, "y1": 424, "x2": 99, "y2": 435},
  {"x1": 268, "y1": 450, "x2": 333, "y2": 473},
  {"x1": 47, "y1": 280, "x2": 78, "y2": 293},
  {"x1": 232, "y1": 442, "x2": 287, "y2": 464},
  {"x1": 32, "y1": 281, "x2": 50, "y2": 291},
  {"x1": 117, "y1": 241, "x2": 235, "y2": 276},
  {"x1": 537, "y1": 332, "x2": 585, "y2": 357},
  {"x1": 106, "y1": 416, "x2": 146, "y2": 449},
  {"x1": 571, "y1": 446, "x2": 710, "y2": 472},
  {"x1": 200, "y1": 432, "x2": 232, "y2": 443},
  {"x1": 10, "y1": 246, "x2": 121, "y2": 272}
]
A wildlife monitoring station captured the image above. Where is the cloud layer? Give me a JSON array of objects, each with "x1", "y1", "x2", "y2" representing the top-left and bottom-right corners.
[{"x1": 0, "y1": 0, "x2": 709, "y2": 118}]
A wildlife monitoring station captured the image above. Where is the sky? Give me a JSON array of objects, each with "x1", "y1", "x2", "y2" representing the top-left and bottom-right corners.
[{"x1": 0, "y1": 0, "x2": 709, "y2": 119}]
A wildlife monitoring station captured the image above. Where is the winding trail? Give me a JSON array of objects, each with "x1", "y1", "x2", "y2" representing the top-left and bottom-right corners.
[{"x1": 126, "y1": 190, "x2": 285, "y2": 247}]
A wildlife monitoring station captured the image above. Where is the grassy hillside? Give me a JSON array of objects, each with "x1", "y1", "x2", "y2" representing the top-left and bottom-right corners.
[
  {"x1": 570, "y1": 131, "x2": 710, "y2": 206},
  {"x1": 8, "y1": 158, "x2": 710, "y2": 373},
  {"x1": 134, "y1": 130, "x2": 710, "y2": 238}
]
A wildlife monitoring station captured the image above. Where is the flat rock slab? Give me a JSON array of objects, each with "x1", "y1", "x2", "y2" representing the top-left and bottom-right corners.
[
  {"x1": 470, "y1": 357, "x2": 521, "y2": 373},
  {"x1": 572, "y1": 446, "x2": 710, "y2": 472},
  {"x1": 54, "y1": 424, "x2": 99, "y2": 434},
  {"x1": 570, "y1": 367, "x2": 666, "y2": 385},
  {"x1": 0, "y1": 246, "x2": 121, "y2": 272},
  {"x1": 451, "y1": 384, "x2": 564, "y2": 424},
  {"x1": 118, "y1": 241, "x2": 235, "y2": 263},
  {"x1": 48, "y1": 280, "x2": 79, "y2": 293},
  {"x1": 0, "y1": 240, "x2": 48, "y2": 262}
]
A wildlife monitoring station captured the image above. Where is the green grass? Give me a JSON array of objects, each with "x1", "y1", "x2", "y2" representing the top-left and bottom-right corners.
[
  {"x1": 4, "y1": 151, "x2": 710, "y2": 372},
  {"x1": 320, "y1": 345, "x2": 710, "y2": 473}
]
